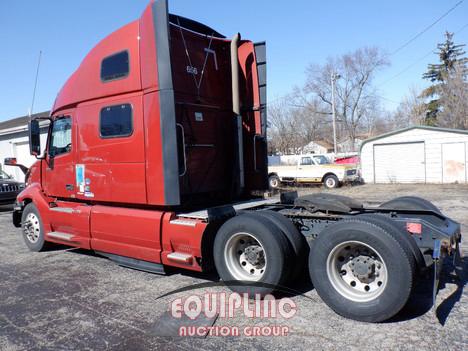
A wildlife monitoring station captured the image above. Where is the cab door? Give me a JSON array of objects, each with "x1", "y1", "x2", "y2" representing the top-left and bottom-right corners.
[
  {"x1": 44, "y1": 114, "x2": 76, "y2": 198},
  {"x1": 43, "y1": 112, "x2": 91, "y2": 248},
  {"x1": 297, "y1": 156, "x2": 321, "y2": 182}
]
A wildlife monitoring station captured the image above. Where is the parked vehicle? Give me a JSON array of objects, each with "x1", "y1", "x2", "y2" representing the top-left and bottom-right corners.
[
  {"x1": 334, "y1": 155, "x2": 360, "y2": 165},
  {"x1": 268, "y1": 154, "x2": 360, "y2": 189},
  {"x1": 0, "y1": 169, "x2": 24, "y2": 205},
  {"x1": 7, "y1": 0, "x2": 461, "y2": 323}
]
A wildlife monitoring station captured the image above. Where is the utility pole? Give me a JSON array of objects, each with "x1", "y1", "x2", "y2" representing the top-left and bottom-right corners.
[{"x1": 330, "y1": 72, "x2": 340, "y2": 154}]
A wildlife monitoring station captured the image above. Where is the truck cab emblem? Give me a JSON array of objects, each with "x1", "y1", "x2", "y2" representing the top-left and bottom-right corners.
[{"x1": 186, "y1": 66, "x2": 198, "y2": 75}]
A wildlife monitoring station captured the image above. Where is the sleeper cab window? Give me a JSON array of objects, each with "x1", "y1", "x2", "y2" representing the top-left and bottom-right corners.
[
  {"x1": 100, "y1": 50, "x2": 129, "y2": 82},
  {"x1": 100, "y1": 104, "x2": 133, "y2": 138},
  {"x1": 50, "y1": 116, "x2": 72, "y2": 157}
]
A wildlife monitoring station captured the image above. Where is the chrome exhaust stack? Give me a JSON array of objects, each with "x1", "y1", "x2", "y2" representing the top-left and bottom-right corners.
[{"x1": 231, "y1": 33, "x2": 245, "y2": 194}]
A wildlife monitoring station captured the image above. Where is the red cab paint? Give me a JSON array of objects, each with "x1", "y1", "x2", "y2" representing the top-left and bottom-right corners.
[{"x1": 17, "y1": 0, "x2": 267, "y2": 272}]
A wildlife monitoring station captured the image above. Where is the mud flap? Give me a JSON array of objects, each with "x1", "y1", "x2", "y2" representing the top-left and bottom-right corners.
[
  {"x1": 452, "y1": 240, "x2": 464, "y2": 280},
  {"x1": 13, "y1": 208, "x2": 22, "y2": 228},
  {"x1": 432, "y1": 239, "x2": 464, "y2": 309},
  {"x1": 432, "y1": 240, "x2": 442, "y2": 308}
]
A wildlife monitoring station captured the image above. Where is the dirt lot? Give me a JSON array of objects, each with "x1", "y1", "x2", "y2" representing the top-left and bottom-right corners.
[{"x1": 0, "y1": 184, "x2": 466, "y2": 351}]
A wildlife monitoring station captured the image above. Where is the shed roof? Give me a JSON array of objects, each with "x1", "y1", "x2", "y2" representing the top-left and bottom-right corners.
[
  {"x1": 360, "y1": 125, "x2": 468, "y2": 152},
  {"x1": 0, "y1": 111, "x2": 50, "y2": 135}
]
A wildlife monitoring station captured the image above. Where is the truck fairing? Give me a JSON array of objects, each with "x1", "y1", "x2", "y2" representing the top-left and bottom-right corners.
[{"x1": 49, "y1": 0, "x2": 267, "y2": 208}]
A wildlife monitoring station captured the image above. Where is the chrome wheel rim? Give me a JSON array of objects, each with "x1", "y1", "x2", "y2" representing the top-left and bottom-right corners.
[
  {"x1": 224, "y1": 232, "x2": 267, "y2": 281},
  {"x1": 270, "y1": 178, "x2": 279, "y2": 188},
  {"x1": 23, "y1": 213, "x2": 41, "y2": 244},
  {"x1": 325, "y1": 177, "x2": 336, "y2": 188},
  {"x1": 326, "y1": 241, "x2": 388, "y2": 302}
]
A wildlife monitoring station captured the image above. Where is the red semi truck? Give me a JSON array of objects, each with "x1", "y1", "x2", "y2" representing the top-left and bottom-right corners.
[{"x1": 6, "y1": 0, "x2": 462, "y2": 323}]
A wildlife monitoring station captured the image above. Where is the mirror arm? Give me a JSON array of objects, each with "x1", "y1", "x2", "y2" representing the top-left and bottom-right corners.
[{"x1": 5, "y1": 164, "x2": 29, "y2": 175}]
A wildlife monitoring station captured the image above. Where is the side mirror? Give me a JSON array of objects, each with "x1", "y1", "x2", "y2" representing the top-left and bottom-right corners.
[
  {"x1": 4, "y1": 158, "x2": 29, "y2": 175},
  {"x1": 29, "y1": 120, "x2": 41, "y2": 156},
  {"x1": 4, "y1": 157, "x2": 17, "y2": 166}
]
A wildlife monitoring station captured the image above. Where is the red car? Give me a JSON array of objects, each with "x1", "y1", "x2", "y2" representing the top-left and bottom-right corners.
[{"x1": 335, "y1": 155, "x2": 360, "y2": 164}]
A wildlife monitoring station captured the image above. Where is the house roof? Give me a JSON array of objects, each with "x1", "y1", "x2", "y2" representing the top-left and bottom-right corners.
[
  {"x1": 305, "y1": 140, "x2": 334, "y2": 149},
  {"x1": 0, "y1": 111, "x2": 50, "y2": 136},
  {"x1": 360, "y1": 125, "x2": 468, "y2": 152}
]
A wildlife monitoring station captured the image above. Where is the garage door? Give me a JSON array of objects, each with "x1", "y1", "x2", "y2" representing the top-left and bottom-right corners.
[{"x1": 374, "y1": 142, "x2": 425, "y2": 183}]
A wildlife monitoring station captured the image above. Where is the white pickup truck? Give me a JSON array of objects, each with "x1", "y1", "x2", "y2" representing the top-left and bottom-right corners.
[{"x1": 268, "y1": 154, "x2": 360, "y2": 189}]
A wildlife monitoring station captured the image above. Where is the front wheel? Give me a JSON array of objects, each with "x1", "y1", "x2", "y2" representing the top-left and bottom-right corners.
[
  {"x1": 21, "y1": 203, "x2": 48, "y2": 252},
  {"x1": 309, "y1": 219, "x2": 413, "y2": 322}
]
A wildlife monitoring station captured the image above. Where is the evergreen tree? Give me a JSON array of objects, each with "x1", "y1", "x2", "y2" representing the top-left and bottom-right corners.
[{"x1": 421, "y1": 32, "x2": 467, "y2": 126}]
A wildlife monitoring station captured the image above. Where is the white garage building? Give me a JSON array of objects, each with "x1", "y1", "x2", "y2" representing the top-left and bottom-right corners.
[
  {"x1": 0, "y1": 112, "x2": 49, "y2": 182},
  {"x1": 361, "y1": 126, "x2": 468, "y2": 184}
]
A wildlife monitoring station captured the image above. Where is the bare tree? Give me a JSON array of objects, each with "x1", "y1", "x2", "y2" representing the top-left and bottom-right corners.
[
  {"x1": 267, "y1": 99, "x2": 303, "y2": 154},
  {"x1": 267, "y1": 90, "x2": 333, "y2": 154},
  {"x1": 303, "y1": 47, "x2": 389, "y2": 150},
  {"x1": 289, "y1": 87, "x2": 334, "y2": 145},
  {"x1": 391, "y1": 87, "x2": 426, "y2": 129},
  {"x1": 437, "y1": 63, "x2": 468, "y2": 129}
]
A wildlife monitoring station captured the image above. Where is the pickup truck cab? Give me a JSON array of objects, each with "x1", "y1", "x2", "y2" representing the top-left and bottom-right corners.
[{"x1": 268, "y1": 154, "x2": 359, "y2": 189}]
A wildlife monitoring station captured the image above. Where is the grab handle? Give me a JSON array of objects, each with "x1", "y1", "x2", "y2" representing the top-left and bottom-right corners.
[{"x1": 176, "y1": 123, "x2": 187, "y2": 177}]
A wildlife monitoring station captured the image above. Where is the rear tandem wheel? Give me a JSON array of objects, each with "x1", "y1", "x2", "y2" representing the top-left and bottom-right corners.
[{"x1": 309, "y1": 219, "x2": 414, "y2": 322}]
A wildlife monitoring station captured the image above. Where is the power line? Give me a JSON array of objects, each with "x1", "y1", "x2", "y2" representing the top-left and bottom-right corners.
[
  {"x1": 267, "y1": 12, "x2": 468, "y2": 107},
  {"x1": 375, "y1": 95, "x2": 400, "y2": 105},
  {"x1": 378, "y1": 50, "x2": 434, "y2": 87},
  {"x1": 390, "y1": 0, "x2": 464, "y2": 56},
  {"x1": 456, "y1": 22, "x2": 468, "y2": 33},
  {"x1": 378, "y1": 21, "x2": 468, "y2": 88}
]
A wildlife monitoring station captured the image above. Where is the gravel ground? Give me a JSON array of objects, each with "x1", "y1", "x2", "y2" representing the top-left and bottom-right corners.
[{"x1": 0, "y1": 184, "x2": 466, "y2": 351}]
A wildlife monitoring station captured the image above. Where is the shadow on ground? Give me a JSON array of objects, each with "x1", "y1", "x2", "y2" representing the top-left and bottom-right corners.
[
  {"x1": 62, "y1": 245, "x2": 467, "y2": 325},
  {"x1": 0, "y1": 205, "x2": 13, "y2": 213},
  {"x1": 387, "y1": 255, "x2": 466, "y2": 324}
]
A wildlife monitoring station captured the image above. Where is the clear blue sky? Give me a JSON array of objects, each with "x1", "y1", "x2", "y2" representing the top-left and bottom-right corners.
[{"x1": 1, "y1": 0, "x2": 467, "y2": 121}]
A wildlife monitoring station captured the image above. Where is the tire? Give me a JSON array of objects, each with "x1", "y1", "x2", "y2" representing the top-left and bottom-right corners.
[
  {"x1": 21, "y1": 203, "x2": 48, "y2": 252},
  {"x1": 379, "y1": 196, "x2": 441, "y2": 214},
  {"x1": 323, "y1": 174, "x2": 339, "y2": 189},
  {"x1": 213, "y1": 213, "x2": 293, "y2": 296},
  {"x1": 309, "y1": 219, "x2": 413, "y2": 322},
  {"x1": 355, "y1": 214, "x2": 423, "y2": 272},
  {"x1": 268, "y1": 175, "x2": 280, "y2": 189},
  {"x1": 251, "y1": 210, "x2": 309, "y2": 283}
]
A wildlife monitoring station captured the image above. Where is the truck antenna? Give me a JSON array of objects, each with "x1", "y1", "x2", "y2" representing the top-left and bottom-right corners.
[{"x1": 29, "y1": 50, "x2": 42, "y2": 118}]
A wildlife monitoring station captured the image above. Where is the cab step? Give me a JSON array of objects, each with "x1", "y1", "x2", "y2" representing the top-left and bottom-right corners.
[
  {"x1": 47, "y1": 232, "x2": 75, "y2": 241},
  {"x1": 96, "y1": 251, "x2": 166, "y2": 275},
  {"x1": 167, "y1": 252, "x2": 193, "y2": 264}
]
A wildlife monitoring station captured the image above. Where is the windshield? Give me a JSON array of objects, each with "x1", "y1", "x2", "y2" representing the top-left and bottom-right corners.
[
  {"x1": 313, "y1": 156, "x2": 330, "y2": 165},
  {"x1": 0, "y1": 170, "x2": 12, "y2": 180}
]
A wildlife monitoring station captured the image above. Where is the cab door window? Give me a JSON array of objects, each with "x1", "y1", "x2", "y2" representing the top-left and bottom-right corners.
[
  {"x1": 300, "y1": 157, "x2": 313, "y2": 166},
  {"x1": 49, "y1": 117, "x2": 72, "y2": 157}
]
